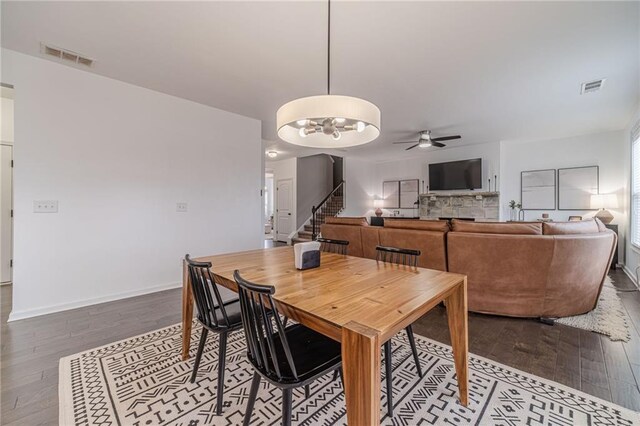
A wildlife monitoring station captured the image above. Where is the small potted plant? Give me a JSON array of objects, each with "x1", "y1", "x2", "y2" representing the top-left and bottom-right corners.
[{"x1": 508, "y1": 200, "x2": 523, "y2": 221}]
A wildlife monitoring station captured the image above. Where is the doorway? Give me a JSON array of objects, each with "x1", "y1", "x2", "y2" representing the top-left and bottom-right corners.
[
  {"x1": 1, "y1": 85, "x2": 14, "y2": 286},
  {"x1": 276, "y1": 178, "x2": 293, "y2": 242},
  {"x1": 264, "y1": 172, "x2": 274, "y2": 241}
]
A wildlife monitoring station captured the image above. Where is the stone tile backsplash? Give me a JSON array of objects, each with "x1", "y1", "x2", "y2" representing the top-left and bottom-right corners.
[{"x1": 419, "y1": 192, "x2": 500, "y2": 221}]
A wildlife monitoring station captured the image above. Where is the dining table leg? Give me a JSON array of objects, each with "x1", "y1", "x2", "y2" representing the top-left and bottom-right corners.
[
  {"x1": 342, "y1": 321, "x2": 381, "y2": 426},
  {"x1": 445, "y1": 278, "x2": 469, "y2": 406},
  {"x1": 181, "y1": 259, "x2": 194, "y2": 361}
]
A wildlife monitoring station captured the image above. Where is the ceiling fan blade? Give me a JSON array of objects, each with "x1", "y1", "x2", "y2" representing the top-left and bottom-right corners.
[
  {"x1": 431, "y1": 135, "x2": 461, "y2": 142},
  {"x1": 393, "y1": 141, "x2": 418, "y2": 144},
  {"x1": 405, "y1": 144, "x2": 420, "y2": 151},
  {"x1": 431, "y1": 141, "x2": 446, "y2": 148}
]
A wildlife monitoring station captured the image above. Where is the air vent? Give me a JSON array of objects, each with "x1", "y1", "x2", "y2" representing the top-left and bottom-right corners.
[
  {"x1": 581, "y1": 79, "x2": 606, "y2": 94},
  {"x1": 40, "y1": 43, "x2": 94, "y2": 67}
]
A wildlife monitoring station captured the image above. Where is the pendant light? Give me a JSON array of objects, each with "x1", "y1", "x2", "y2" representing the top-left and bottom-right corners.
[{"x1": 276, "y1": 0, "x2": 380, "y2": 148}]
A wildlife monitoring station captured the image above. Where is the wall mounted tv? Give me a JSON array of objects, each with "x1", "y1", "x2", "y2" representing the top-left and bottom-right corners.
[{"x1": 428, "y1": 158, "x2": 482, "y2": 191}]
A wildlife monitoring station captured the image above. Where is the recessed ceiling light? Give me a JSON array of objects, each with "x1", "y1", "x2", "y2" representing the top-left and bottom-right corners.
[{"x1": 266, "y1": 151, "x2": 278, "y2": 158}]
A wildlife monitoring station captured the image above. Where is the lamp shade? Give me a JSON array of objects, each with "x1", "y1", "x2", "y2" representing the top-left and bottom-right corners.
[
  {"x1": 373, "y1": 199, "x2": 385, "y2": 208},
  {"x1": 277, "y1": 95, "x2": 381, "y2": 148},
  {"x1": 590, "y1": 193, "x2": 619, "y2": 209}
]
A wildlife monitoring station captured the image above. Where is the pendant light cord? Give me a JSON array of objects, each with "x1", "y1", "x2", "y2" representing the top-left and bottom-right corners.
[{"x1": 327, "y1": 0, "x2": 331, "y2": 95}]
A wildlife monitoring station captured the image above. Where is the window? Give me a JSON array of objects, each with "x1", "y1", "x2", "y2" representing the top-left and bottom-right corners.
[{"x1": 632, "y1": 129, "x2": 640, "y2": 247}]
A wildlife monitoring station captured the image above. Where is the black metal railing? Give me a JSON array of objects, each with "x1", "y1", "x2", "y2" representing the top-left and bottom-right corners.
[{"x1": 311, "y1": 180, "x2": 345, "y2": 240}]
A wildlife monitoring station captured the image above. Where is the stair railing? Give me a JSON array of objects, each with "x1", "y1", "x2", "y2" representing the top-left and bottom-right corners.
[{"x1": 312, "y1": 180, "x2": 345, "y2": 240}]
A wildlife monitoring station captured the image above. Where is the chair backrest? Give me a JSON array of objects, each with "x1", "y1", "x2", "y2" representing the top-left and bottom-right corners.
[
  {"x1": 376, "y1": 245, "x2": 421, "y2": 267},
  {"x1": 316, "y1": 237, "x2": 349, "y2": 255},
  {"x1": 233, "y1": 270, "x2": 299, "y2": 381},
  {"x1": 185, "y1": 254, "x2": 233, "y2": 329}
]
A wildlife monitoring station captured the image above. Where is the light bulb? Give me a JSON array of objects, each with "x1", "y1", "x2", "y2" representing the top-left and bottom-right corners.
[
  {"x1": 296, "y1": 119, "x2": 308, "y2": 126},
  {"x1": 335, "y1": 117, "x2": 346, "y2": 124},
  {"x1": 356, "y1": 121, "x2": 366, "y2": 132},
  {"x1": 299, "y1": 128, "x2": 308, "y2": 138},
  {"x1": 332, "y1": 130, "x2": 341, "y2": 141},
  {"x1": 419, "y1": 141, "x2": 432, "y2": 148},
  {"x1": 267, "y1": 151, "x2": 278, "y2": 158}
]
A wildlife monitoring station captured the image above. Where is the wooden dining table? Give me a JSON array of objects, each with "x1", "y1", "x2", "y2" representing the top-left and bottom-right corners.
[{"x1": 181, "y1": 246, "x2": 468, "y2": 425}]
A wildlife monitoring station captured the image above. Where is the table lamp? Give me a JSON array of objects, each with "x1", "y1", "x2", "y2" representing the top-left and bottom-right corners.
[
  {"x1": 373, "y1": 199, "x2": 384, "y2": 217},
  {"x1": 590, "y1": 193, "x2": 618, "y2": 224}
]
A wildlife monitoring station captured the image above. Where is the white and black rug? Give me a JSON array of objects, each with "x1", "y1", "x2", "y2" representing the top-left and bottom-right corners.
[
  {"x1": 59, "y1": 321, "x2": 640, "y2": 425},
  {"x1": 557, "y1": 277, "x2": 631, "y2": 342}
]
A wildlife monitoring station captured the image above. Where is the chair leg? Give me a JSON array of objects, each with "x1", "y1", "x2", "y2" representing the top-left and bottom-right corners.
[
  {"x1": 405, "y1": 325, "x2": 423, "y2": 377},
  {"x1": 190, "y1": 328, "x2": 209, "y2": 383},
  {"x1": 304, "y1": 384, "x2": 310, "y2": 399},
  {"x1": 282, "y1": 388, "x2": 293, "y2": 426},
  {"x1": 338, "y1": 367, "x2": 344, "y2": 389},
  {"x1": 215, "y1": 332, "x2": 228, "y2": 415},
  {"x1": 332, "y1": 370, "x2": 339, "y2": 381},
  {"x1": 384, "y1": 341, "x2": 393, "y2": 418},
  {"x1": 243, "y1": 372, "x2": 261, "y2": 426}
]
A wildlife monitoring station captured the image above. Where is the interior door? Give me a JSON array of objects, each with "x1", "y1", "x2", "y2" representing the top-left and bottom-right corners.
[
  {"x1": 276, "y1": 178, "x2": 293, "y2": 242},
  {"x1": 1, "y1": 144, "x2": 12, "y2": 283}
]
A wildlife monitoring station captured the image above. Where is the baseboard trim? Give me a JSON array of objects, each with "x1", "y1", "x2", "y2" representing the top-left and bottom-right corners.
[
  {"x1": 7, "y1": 281, "x2": 181, "y2": 322},
  {"x1": 622, "y1": 264, "x2": 637, "y2": 285}
]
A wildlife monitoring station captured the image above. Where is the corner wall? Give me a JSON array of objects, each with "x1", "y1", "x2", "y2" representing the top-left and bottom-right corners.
[{"x1": 3, "y1": 49, "x2": 263, "y2": 320}]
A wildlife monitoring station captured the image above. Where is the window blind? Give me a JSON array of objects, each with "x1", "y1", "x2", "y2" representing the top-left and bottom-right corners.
[{"x1": 632, "y1": 128, "x2": 640, "y2": 247}]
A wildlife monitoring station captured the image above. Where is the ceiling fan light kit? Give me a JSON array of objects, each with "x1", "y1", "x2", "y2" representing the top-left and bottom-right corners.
[
  {"x1": 276, "y1": 0, "x2": 380, "y2": 148},
  {"x1": 393, "y1": 130, "x2": 461, "y2": 150}
]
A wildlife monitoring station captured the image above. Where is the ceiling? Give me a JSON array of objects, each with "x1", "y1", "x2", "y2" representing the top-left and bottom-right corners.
[{"x1": 2, "y1": 1, "x2": 639, "y2": 161}]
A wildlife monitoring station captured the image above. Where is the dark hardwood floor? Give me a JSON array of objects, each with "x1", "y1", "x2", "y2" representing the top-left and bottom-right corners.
[{"x1": 1, "y1": 269, "x2": 639, "y2": 424}]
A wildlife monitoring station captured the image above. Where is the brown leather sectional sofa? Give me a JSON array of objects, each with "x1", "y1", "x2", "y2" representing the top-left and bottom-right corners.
[{"x1": 320, "y1": 217, "x2": 617, "y2": 318}]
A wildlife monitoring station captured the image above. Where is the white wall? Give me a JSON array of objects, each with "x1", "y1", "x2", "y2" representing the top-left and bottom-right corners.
[
  {"x1": 267, "y1": 157, "x2": 297, "y2": 241},
  {"x1": 500, "y1": 130, "x2": 628, "y2": 261},
  {"x1": 3, "y1": 49, "x2": 263, "y2": 320},
  {"x1": 1, "y1": 96, "x2": 14, "y2": 144},
  {"x1": 372, "y1": 142, "x2": 501, "y2": 217},
  {"x1": 341, "y1": 157, "x2": 376, "y2": 217}
]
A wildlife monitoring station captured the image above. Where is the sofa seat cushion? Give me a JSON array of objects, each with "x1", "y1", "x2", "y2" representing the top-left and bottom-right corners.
[
  {"x1": 384, "y1": 219, "x2": 450, "y2": 232},
  {"x1": 325, "y1": 217, "x2": 369, "y2": 226},
  {"x1": 452, "y1": 220, "x2": 542, "y2": 235},
  {"x1": 543, "y1": 219, "x2": 600, "y2": 235}
]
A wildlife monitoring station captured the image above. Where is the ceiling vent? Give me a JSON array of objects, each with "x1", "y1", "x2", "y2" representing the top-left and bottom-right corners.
[
  {"x1": 581, "y1": 79, "x2": 606, "y2": 94},
  {"x1": 40, "y1": 43, "x2": 94, "y2": 67}
]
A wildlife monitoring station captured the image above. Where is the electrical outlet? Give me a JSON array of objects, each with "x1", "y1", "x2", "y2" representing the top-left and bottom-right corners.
[
  {"x1": 176, "y1": 202, "x2": 188, "y2": 213},
  {"x1": 33, "y1": 200, "x2": 58, "y2": 213}
]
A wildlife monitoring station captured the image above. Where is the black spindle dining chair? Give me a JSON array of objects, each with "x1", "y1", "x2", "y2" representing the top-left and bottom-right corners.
[
  {"x1": 375, "y1": 245, "x2": 425, "y2": 418},
  {"x1": 234, "y1": 270, "x2": 342, "y2": 426},
  {"x1": 316, "y1": 237, "x2": 349, "y2": 255},
  {"x1": 185, "y1": 254, "x2": 245, "y2": 416}
]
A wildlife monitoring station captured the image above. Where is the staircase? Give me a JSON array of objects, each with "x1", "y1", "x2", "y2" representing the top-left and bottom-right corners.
[{"x1": 292, "y1": 182, "x2": 345, "y2": 244}]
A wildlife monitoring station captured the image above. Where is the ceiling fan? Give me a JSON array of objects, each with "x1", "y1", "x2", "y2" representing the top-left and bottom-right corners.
[{"x1": 393, "y1": 130, "x2": 461, "y2": 150}]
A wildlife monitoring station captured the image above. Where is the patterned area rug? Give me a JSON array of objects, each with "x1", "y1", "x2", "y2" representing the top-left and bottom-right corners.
[
  {"x1": 557, "y1": 277, "x2": 631, "y2": 342},
  {"x1": 59, "y1": 322, "x2": 640, "y2": 425}
]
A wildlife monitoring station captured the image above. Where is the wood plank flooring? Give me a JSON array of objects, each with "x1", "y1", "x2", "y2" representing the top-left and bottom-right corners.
[{"x1": 1, "y1": 269, "x2": 639, "y2": 424}]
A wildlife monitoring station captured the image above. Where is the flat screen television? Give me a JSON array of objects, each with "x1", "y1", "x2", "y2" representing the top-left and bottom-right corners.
[{"x1": 428, "y1": 158, "x2": 482, "y2": 191}]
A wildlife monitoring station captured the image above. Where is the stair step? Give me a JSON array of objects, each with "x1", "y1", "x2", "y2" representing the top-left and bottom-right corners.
[
  {"x1": 298, "y1": 230, "x2": 313, "y2": 238},
  {"x1": 292, "y1": 236, "x2": 312, "y2": 244}
]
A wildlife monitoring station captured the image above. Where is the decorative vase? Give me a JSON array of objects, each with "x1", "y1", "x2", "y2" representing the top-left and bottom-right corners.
[{"x1": 509, "y1": 209, "x2": 517, "y2": 221}]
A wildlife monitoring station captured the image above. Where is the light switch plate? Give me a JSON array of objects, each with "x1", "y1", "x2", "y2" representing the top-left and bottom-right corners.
[
  {"x1": 176, "y1": 202, "x2": 188, "y2": 212},
  {"x1": 34, "y1": 200, "x2": 58, "y2": 213}
]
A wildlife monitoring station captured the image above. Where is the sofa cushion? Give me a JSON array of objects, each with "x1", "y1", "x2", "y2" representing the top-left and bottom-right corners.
[
  {"x1": 324, "y1": 217, "x2": 369, "y2": 226},
  {"x1": 543, "y1": 219, "x2": 600, "y2": 235},
  {"x1": 452, "y1": 220, "x2": 542, "y2": 235},
  {"x1": 384, "y1": 219, "x2": 450, "y2": 232},
  {"x1": 320, "y1": 224, "x2": 364, "y2": 257}
]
